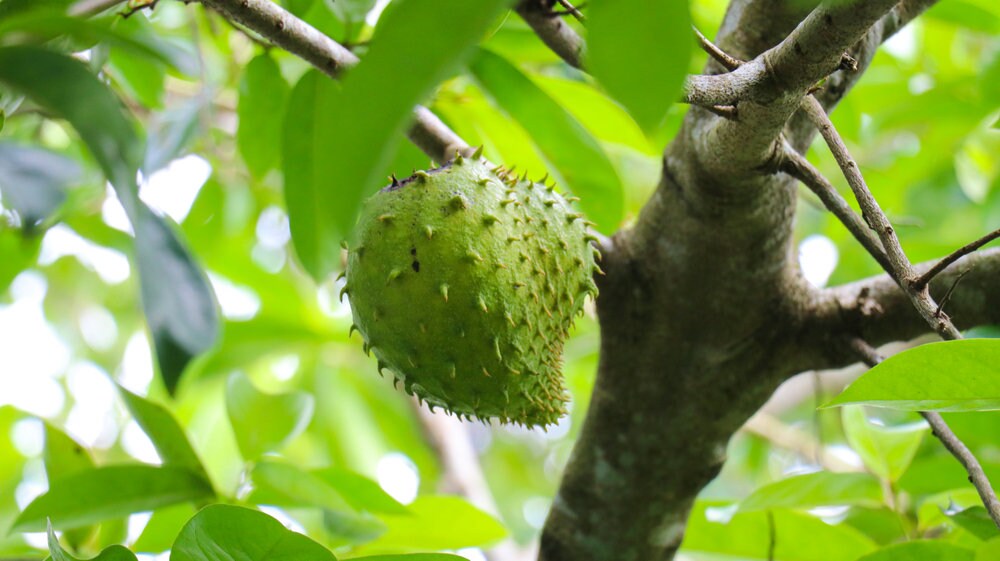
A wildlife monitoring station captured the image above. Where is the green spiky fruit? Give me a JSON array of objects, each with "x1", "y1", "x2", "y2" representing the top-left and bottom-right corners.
[{"x1": 343, "y1": 154, "x2": 600, "y2": 426}]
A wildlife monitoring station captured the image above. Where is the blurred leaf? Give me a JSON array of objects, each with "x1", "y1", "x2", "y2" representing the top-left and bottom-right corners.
[
  {"x1": 238, "y1": 55, "x2": 290, "y2": 179},
  {"x1": 0, "y1": 45, "x2": 220, "y2": 394},
  {"x1": 739, "y1": 472, "x2": 883, "y2": 512},
  {"x1": 330, "y1": 0, "x2": 377, "y2": 41},
  {"x1": 313, "y1": 466, "x2": 408, "y2": 515},
  {"x1": 365, "y1": 496, "x2": 507, "y2": 551},
  {"x1": 925, "y1": 0, "x2": 1000, "y2": 33},
  {"x1": 680, "y1": 501, "x2": 878, "y2": 560},
  {"x1": 225, "y1": 371, "x2": 315, "y2": 459},
  {"x1": 843, "y1": 507, "x2": 911, "y2": 546},
  {"x1": 144, "y1": 95, "x2": 207, "y2": 174},
  {"x1": 469, "y1": 48, "x2": 624, "y2": 232},
  {"x1": 0, "y1": 142, "x2": 78, "y2": 227},
  {"x1": 281, "y1": 70, "x2": 343, "y2": 279},
  {"x1": 827, "y1": 340, "x2": 1000, "y2": 411},
  {"x1": 0, "y1": 227, "x2": 41, "y2": 292},
  {"x1": 132, "y1": 504, "x2": 197, "y2": 554},
  {"x1": 949, "y1": 507, "x2": 1000, "y2": 541},
  {"x1": 587, "y1": 0, "x2": 692, "y2": 131},
  {"x1": 979, "y1": 538, "x2": 1000, "y2": 561},
  {"x1": 0, "y1": 10, "x2": 184, "y2": 69},
  {"x1": 43, "y1": 423, "x2": 94, "y2": 482},
  {"x1": 171, "y1": 504, "x2": 337, "y2": 561},
  {"x1": 13, "y1": 465, "x2": 214, "y2": 531},
  {"x1": 48, "y1": 523, "x2": 138, "y2": 561},
  {"x1": 118, "y1": 386, "x2": 209, "y2": 478},
  {"x1": 351, "y1": 553, "x2": 465, "y2": 561},
  {"x1": 249, "y1": 460, "x2": 353, "y2": 512},
  {"x1": 106, "y1": 42, "x2": 166, "y2": 109},
  {"x1": 857, "y1": 541, "x2": 975, "y2": 561},
  {"x1": 321, "y1": 509, "x2": 386, "y2": 545},
  {"x1": 0, "y1": 0, "x2": 74, "y2": 22},
  {"x1": 841, "y1": 406, "x2": 928, "y2": 482},
  {"x1": 967, "y1": 326, "x2": 1000, "y2": 339},
  {"x1": 281, "y1": 0, "x2": 511, "y2": 280},
  {"x1": 43, "y1": 424, "x2": 98, "y2": 549}
]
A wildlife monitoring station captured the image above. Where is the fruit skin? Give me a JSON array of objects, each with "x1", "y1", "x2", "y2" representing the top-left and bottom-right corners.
[{"x1": 343, "y1": 154, "x2": 600, "y2": 426}]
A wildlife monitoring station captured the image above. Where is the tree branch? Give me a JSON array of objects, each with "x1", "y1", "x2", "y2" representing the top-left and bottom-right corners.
[
  {"x1": 778, "y1": 138, "x2": 891, "y2": 273},
  {"x1": 848, "y1": 339, "x2": 1000, "y2": 529},
  {"x1": 913, "y1": 228, "x2": 1000, "y2": 291},
  {"x1": 801, "y1": 95, "x2": 962, "y2": 341},
  {"x1": 514, "y1": 0, "x2": 585, "y2": 69},
  {"x1": 800, "y1": 247, "x2": 1000, "y2": 370},
  {"x1": 879, "y1": 0, "x2": 942, "y2": 41},
  {"x1": 194, "y1": 0, "x2": 468, "y2": 163},
  {"x1": 415, "y1": 404, "x2": 529, "y2": 561}
]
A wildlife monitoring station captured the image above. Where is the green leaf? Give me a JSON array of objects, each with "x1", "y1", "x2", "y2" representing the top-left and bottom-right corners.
[
  {"x1": 13, "y1": 465, "x2": 214, "y2": 532},
  {"x1": 42, "y1": 425, "x2": 97, "y2": 548},
  {"x1": 469, "y1": 48, "x2": 624, "y2": 232},
  {"x1": 132, "y1": 504, "x2": 198, "y2": 554},
  {"x1": 43, "y1": 424, "x2": 94, "y2": 483},
  {"x1": 739, "y1": 472, "x2": 883, "y2": 512},
  {"x1": 857, "y1": 541, "x2": 975, "y2": 561},
  {"x1": 238, "y1": 55, "x2": 290, "y2": 179},
  {"x1": 321, "y1": 510, "x2": 386, "y2": 545},
  {"x1": 118, "y1": 386, "x2": 208, "y2": 477},
  {"x1": 0, "y1": 45, "x2": 219, "y2": 394},
  {"x1": 841, "y1": 406, "x2": 928, "y2": 482},
  {"x1": 0, "y1": 142, "x2": 78, "y2": 227},
  {"x1": 366, "y1": 496, "x2": 507, "y2": 551},
  {"x1": 170, "y1": 504, "x2": 337, "y2": 561},
  {"x1": 249, "y1": 461, "x2": 406, "y2": 516},
  {"x1": 281, "y1": 0, "x2": 512, "y2": 280},
  {"x1": 106, "y1": 40, "x2": 166, "y2": 109},
  {"x1": 144, "y1": 95, "x2": 207, "y2": 174},
  {"x1": 351, "y1": 553, "x2": 465, "y2": 561},
  {"x1": 248, "y1": 460, "x2": 353, "y2": 512},
  {"x1": 826, "y1": 340, "x2": 1000, "y2": 411},
  {"x1": 313, "y1": 466, "x2": 408, "y2": 515},
  {"x1": 949, "y1": 507, "x2": 1000, "y2": 541},
  {"x1": 225, "y1": 371, "x2": 315, "y2": 460},
  {"x1": 48, "y1": 523, "x2": 138, "y2": 561},
  {"x1": 925, "y1": 0, "x2": 1000, "y2": 33},
  {"x1": 281, "y1": 70, "x2": 343, "y2": 279},
  {"x1": 978, "y1": 537, "x2": 1000, "y2": 561},
  {"x1": 680, "y1": 501, "x2": 878, "y2": 561},
  {"x1": 586, "y1": 0, "x2": 692, "y2": 131}
]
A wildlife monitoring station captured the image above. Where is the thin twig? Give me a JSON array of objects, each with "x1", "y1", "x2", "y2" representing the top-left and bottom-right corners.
[
  {"x1": 554, "y1": 0, "x2": 585, "y2": 22},
  {"x1": 778, "y1": 144, "x2": 891, "y2": 273},
  {"x1": 195, "y1": 0, "x2": 468, "y2": 162},
  {"x1": 848, "y1": 339, "x2": 1000, "y2": 529},
  {"x1": 806, "y1": 88, "x2": 1000, "y2": 529},
  {"x1": 693, "y1": 27, "x2": 742, "y2": 71},
  {"x1": 913, "y1": 228, "x2": 1000, "y2": 291},
  {"x1": 801, "y1": 95, "x2": 962, "y2": 340},
  {"x1": 935, "y1": 269, "x2": 970, "y2": 317},
  {"x1": 414, "y1": 404, "x2": 530, "y2": 561},
  {"x1": 515, "y1": 0, "x2": 585, "y2": 69},
  {"x1": 743, "y1": 413, "x2": 862, "y2": 473}
]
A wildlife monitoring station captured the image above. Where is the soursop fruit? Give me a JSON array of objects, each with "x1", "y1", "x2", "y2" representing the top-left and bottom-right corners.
[{"x1": 343, "y1": 152, "x2": 600, "y2": 426}]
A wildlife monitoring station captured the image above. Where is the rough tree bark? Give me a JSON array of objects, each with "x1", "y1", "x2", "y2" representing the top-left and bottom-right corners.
[{"x1": 538, "y1": 1, "x2": 999, "y2": 560}]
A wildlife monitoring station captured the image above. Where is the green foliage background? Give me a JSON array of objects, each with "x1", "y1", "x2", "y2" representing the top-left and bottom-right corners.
[{"x1": 0, "y1": 0, "x2": 998, "y2": 559}]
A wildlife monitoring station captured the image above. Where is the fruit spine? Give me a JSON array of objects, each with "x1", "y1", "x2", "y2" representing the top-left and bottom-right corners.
[{"x1": 342, "y1": 151, "x2": 600, "y2": 426}]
